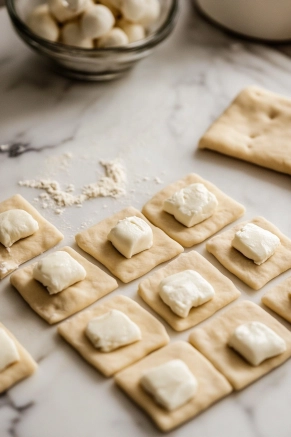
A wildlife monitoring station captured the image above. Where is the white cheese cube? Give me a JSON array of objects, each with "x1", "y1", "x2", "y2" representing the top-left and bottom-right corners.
[
  {"x1": 27, "y1": 4, "x2": 60, "y2": 42},
  {"x1": 118, "y1": 20, "x2": 145, "y2": 42},
  {"x1": 107, "y1": 216, "x2": 153, "y2": 258},
  {"x1": 140, "y1": 359, "x2": 198, "y2": 411},
  {"x1": 85, "y1": 309, "x2": 142, "y2": 352},
  {"x1": 138, "y1": 0, "x2": 160, "y2": 27},
  {"x1": 33, "y1": 251, "x2": 86, "y2": 294},
  {"x1": 120, "y1": 0, "x2": 147, "y2": 22},
  {"x1": 0, "y1": 209, "x2": 39, "y2": 248},
  {"x1": 159, "y1": 270, "x2": 215, "y2": 318},
  {"x1": 228, "y1": 321, "x2": 286, "y2": 366},
  {"x1": 0, "y1": 328, "x2": 20, "y2": 372},
  {"x1": 163, "y1": 183, "x2": 218, "y2": 228},
  {"x1": 81, "y1": 4, "x2": 115, "y2": 39},
  {"x1": 232, "y1": 223, "x2": 280, "y2": 265},
  {"x1": 97, "y1": 28, "x2": 129, "y2": 48}
]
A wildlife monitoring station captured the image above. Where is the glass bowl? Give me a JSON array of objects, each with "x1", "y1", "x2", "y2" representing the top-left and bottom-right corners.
[{"x1": 6, "y1": 0, "x2": 179, "y2": 81}]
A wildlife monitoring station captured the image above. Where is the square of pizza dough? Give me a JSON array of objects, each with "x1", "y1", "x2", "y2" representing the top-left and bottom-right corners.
[
  {"x1": 10, "y1": 246, "x2": 118, "y2": 324},
  {"x1": 262, "y1": 277, "x2": 291, "y2": 324},
  {"x1": 138, "y1": 251, "x2": 240, "y2": 331},
  {"x1": 199, "y1": 86, "x2": 291, "y2": 175},
  {"x1": 114, "y1": 341, "x2": 232, "y2": 432},
  {"x1": 142, "y1": 174, "x2": 245, "y2": 247},
  {"x1": 58, "y1": 295, "x2": 170, "y2": 377},
  {"x1": 206, "y1": 217, "x2": 291, "y2": 290},
  {"x1": 189, "y1": 301, "x2": 291, "y2": 391},
  {"x1": 0, "y1": 194, "x2": 64, "y2": 279},
  {"x1": 0, "y1": 323, "x2": 37, "y2": 393},
  {"x1": 75, "y1": 207, "x2": 184, "y2": 283}
]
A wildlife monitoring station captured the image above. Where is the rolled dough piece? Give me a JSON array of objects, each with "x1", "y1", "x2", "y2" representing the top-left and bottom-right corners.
[
  {"x1": 142, "y1": 174, "x2": 245, "y2": 247},
  {"x1": 10, "y1": 246, "x2": 118, "y2": 324},
  {"x1": 0, "y1": 194, "x2": 63, "y2": 279},
  {"x1": 199, "y1": 86, "x2": 291, "y2": 175},
  {"x1": 58, "y1": 295, "x2": 169, "y2": 377},
  {"x1": 138, "y1": 251, "x2": 240, "y2": 331},
  {"x1": 0, "y1": 323, "x2": 37, "y2": 394},
  {"x1": 189, "y1": 301, "x2": 291, "y2": 390},
  {"x1": 206, "y1": 217, "x2": 291, "y2": 290},
  {"x1": 114, "y1": 341, "x2": 232, "y2": 432},
  {"x1": 75, "y1": 207, "x2": 183, "y2": 283},
  {"x1": 262, "y1": 276, "x2": 291, "y2": 324}
]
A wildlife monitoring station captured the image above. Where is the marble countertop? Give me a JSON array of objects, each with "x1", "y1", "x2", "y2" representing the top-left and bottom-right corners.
[{"x1": 1, "y1": 2, "x2": 291, "y2": 437}]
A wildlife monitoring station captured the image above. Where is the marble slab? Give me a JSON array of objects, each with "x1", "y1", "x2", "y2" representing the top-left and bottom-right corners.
[{"x1": 1, "y1": 2, "x2": 291, "y2": 436}]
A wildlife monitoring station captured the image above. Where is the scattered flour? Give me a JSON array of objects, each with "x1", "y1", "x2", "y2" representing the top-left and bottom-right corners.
[{"x1": 19, "y1": 159, "x2": 126, "y2": 213}]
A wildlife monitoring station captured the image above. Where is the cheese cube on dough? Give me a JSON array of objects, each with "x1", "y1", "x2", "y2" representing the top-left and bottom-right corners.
[
  {"x1": 0, "y1": 328, "x2": 20, "y2": 372},
  {"x1": 0, "y1": 209, "x2": 39, "y2": 248},
  {"x1": 159, "y1": 270, "x2": 215, "y2": 318},
  {"x1": 228, "y1": 321, "x2": 286, "y2": 366},
  {"x1": 163, "y1": 183, "x2": 218, "y2": 228},
  {"x1": 232, "y1": 223, "x2": 280, "y2": 265},
  {"x1": 33, "y1": 251, "x2": 86, "y2": 294},
  {"x1": 85, "y1": 309, "x2": 142, "y2": 352},
  {"x1": 140, "y1": 359, "x2": 198, "y2": 411},
  {"x1": 107, "y1": 216, "x2": 153, "y2": 258}
]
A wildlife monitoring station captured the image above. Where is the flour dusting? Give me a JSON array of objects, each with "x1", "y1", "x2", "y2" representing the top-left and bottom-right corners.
[{"x1": 19, "y1": 159, "x2": 126, "y2": 213}]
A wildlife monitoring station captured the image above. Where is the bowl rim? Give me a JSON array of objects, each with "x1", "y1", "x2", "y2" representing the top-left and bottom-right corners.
[{"x1": 6, "y1": 0, "x2": 179, "y2": 55}]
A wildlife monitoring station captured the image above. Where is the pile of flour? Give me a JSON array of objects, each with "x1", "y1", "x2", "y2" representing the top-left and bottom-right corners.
[{"x1": 19, "y1": 159, "x2": 126, "y2": 214}]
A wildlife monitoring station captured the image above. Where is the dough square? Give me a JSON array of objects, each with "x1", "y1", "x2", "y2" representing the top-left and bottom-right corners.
[
  {"x1": 138, "y1": 251, "x2": 240, "y2": 331},
  {"x1": 0, "y1": 194, "x2": 64, "y2": 279},
  {"x1": 189, "y1": 301, "x2": 291, "y2": 391},
  {"x1": 57, "y1": 295, "x2": 170, "y2": 377},
  {"x1": 0, "y1": 323, "x2": 37, "y2": 394},
  {"x1": 206, "y1": 217, "x2": 291, "y2": 290},
  {"x1": 114, "y1": 341, "x2": 232, "y2": 432},
  {"x1": 75, "y1": 207, "x2": 183, "y2": 283},
  {"x1": 199, "y1": 86, "x2": 291, "y2": 175},
  {"x1": 142, "y1": 174, "x2": 245, "y2": 247},
  {"x1": 10, "y1": 246, "x2": 118, "y2": 324},
  {"x1": 262, "y1": 277, "x2": 291, "y2": 324}
]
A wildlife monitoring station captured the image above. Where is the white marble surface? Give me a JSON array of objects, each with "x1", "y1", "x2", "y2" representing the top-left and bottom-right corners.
[{"x1": 1, "y1": 2, "x2": 291, "y2": 436}]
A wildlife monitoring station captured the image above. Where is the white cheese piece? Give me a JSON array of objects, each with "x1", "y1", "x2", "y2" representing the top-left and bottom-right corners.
[
  {"x1": 97, "y1": 28, "x2": 129, "y2": 48},
  {"x1": 232, "y1": 223, "x2": 280, "y2": 265},
  {"x1": 118, "y1": 19, "x2": 145, "y2": 43},
  {"x1": 48, "y1": 0, "x2": 88, "y2": 23},
  {"x1": 163, "y1": 183, "x2": 218, "y2": 228},
  {"x1": 85, "y1": 309, "x2": 142, "y2": 352},
  {"x1": 120, "y1": 0, "x2": 147, "y2": 22},
  {"x1": 81, "y1": 4, "x2": 115, "y2": 39},
  {"x1": 33, "y1": 251, "x2": 86, "y2": 294},
  {"x1": 27, "y1": 4, "x2": 60, "y2": 42},
  {"x1": 228, "y1": 321, "x2": 286, "y2": 366},
  {"x1": 138, "y1": 0, "x2": 161, "y2": 28},
  {"x1": 107, "y1": 216, "x2": 153, "y2": 259},
  {"x1": 0, "y1": 328, "x2": 20, "y2": 372},
  {"x1": 0, "y1": 209, "x2": 39, "y2": 248},
  {"x1": 61, "y1": 21, "x2": 94, "y2": 48},
  {"x1": 159, "y1": 270, "x2": 215, "y2": 318},
  {"x1": 140, "y1": 359, "x2": 198, "y2": 411}
]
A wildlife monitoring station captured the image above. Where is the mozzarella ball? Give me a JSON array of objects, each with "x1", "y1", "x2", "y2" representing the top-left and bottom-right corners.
[
  {"x1": 138, "y1": 0, "x2": 160, "y2": 27},
  {"x1": 81, "y1": 4, "x2": 115, "y2": 38},
  {"x1": 61, "y1": 21, "x2": 94, "y2": 48},
  {"x1": 97, "y1": 27, "x2": 128, "y2": 47},
  {"x1": 48, "y1": 0, "x2": 89, "y2": 23},
  {"x1": 120, "y1": 0, "x2": 147, "y2": 22},
  {"x1": 64, "y1": 0, "x2": 89, "y2": 11},
  {"x1": 98, "y1": 0, "x2": 121, "y2": 17},
  {"x1": 118, "y1": 19, "x2": 145, "y2": 42},
  {"x1": 27, "y1": 4, "x2": 60, "y2": 42}
]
